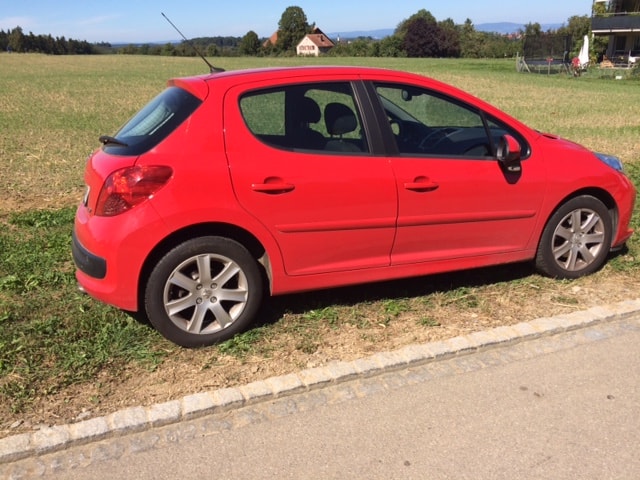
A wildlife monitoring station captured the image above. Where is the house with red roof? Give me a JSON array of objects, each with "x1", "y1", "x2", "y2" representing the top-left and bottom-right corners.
[{"x1": 296, "y1": 27, "x2": 335, "y2": 56}]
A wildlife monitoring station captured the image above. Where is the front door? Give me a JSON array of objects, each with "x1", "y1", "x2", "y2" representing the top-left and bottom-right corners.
[{"x1": 372, "y1": 83, "x2": 546, "y2": 265}]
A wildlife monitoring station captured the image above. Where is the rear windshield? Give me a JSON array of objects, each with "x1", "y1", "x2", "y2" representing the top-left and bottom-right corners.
[{"x1": 103, "y1": 86, "x2": 201, "y2": 155}]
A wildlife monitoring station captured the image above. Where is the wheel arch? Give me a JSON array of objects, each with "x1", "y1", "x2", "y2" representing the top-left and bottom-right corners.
[
  {"x1": 137, "y1": 222, "x2": 273, "y2": 313},
  {"x1": 534, "y1": 188, "x2": 617, "y2": 279},
  {"x1": 544, "y1": 187, "x2": 619, "y2": 244}
]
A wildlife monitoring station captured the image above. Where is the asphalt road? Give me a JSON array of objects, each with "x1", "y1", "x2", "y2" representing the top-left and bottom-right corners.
[{"x1": 5, "y1": 314, "x2": 640, "y2": 479}]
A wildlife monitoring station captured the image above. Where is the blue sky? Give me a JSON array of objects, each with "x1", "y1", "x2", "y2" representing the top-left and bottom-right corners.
[{"x1": 0, "y1": 0, "x2": 592, "y2": 43}]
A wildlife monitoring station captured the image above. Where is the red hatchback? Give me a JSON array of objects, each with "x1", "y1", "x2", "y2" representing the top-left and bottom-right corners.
[{"x1": 73, "y1": 66, "x2": 636, "y2": 347}]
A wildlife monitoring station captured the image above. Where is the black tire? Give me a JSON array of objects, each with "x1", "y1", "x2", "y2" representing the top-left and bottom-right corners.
[
  {"x1": 144, "y1": 236, "x2": 263, "y2": 347},
  {"x1": 535, "y1": 195, "x2": 612, "y2": 279}
]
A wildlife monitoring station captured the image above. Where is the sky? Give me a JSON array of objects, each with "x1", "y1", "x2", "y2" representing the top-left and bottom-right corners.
[{"x1": 0, "y1": 0, "x2": 592, "y2": 44}]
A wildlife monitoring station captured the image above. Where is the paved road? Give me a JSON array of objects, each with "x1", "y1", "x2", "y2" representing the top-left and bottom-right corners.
[{"x1": 5, "y1": 313, "x2": 639, "y2": 479}]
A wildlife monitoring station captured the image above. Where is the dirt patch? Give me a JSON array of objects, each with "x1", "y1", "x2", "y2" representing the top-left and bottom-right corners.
[{"x1": 0, "y1": 193, "x2": 79, "y2": 216}]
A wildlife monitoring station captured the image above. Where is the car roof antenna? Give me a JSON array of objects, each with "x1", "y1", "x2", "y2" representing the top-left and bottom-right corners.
[{"x1": 161, "y1": 12, "x2": 225, "y2": 73}]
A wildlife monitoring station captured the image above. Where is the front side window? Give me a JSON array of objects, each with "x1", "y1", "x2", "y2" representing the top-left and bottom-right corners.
[
  {"x1": 104, "y1": 87, "x2": 201, "y2": 155},
  {"x1": 239, "y1": 82, "x2": 369, "y2": 154},
  {"x1": 374, "y1": 83, "x2": 526, "y2": 158}
]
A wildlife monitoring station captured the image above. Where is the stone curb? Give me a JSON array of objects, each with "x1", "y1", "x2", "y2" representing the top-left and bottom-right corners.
[{"x1": 2, "y1": 299, "x2": 639, "y2": 464}]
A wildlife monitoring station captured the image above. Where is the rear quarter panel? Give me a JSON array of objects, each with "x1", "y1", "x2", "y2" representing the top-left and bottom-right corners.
[{"x1": 139, "y1": 80, "x2": 287, "y2": 290}]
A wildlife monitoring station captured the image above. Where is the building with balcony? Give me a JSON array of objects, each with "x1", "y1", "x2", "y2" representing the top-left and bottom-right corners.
[{"x1": 592, "y1": 0, "x2": 640, "y2": 62}]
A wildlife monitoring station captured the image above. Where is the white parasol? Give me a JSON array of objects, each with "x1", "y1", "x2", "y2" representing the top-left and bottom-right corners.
[{"x1": 578, "y1": 35, "x2": 589, "y2": 68}]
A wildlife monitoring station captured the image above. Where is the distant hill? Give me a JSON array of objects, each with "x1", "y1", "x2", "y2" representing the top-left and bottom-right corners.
[
  {"x1": 476, "y1": 22, "x2": 563, "y2": 34},
  {"x1": 110, "y1": 40, "x2": 179, "y2": 47},
  {"x1": 327, "y1": 29, "x2": 394, "y2": 40}
]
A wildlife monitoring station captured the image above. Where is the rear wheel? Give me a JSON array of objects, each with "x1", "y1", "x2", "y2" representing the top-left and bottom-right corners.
[
  {"x1": 535, "y1": 195, "x2": 612, "y2": 279},
  {"x1": 144, "y1": 236, "x2": 263, "y2": 347}
]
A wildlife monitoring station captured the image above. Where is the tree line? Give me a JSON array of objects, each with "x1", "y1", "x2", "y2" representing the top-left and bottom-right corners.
[
  {"x1": 1, "y1": 7, "x2": 592, "y2": 59},
  {"x1": 0, "y1": 26, "x2": 97, "y2": 54}
]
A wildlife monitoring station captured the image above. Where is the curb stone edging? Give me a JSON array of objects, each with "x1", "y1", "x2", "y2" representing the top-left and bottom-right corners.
[{"x1": 2, "y1": 298, "x2": 640, "y2": 464}]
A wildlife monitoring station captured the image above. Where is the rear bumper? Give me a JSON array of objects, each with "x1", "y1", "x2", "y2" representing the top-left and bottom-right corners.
[
  {"x1": 72, "y1": 201, "x2": 169, "y2": 312},
  {"x1": 72, "y1": 230, "x2": 106, "y2": 279}
]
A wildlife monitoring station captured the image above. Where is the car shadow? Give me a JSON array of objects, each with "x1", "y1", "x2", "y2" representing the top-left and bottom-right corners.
[
  {"x1": 262, "y1": 244, "x2": 631, "y2": 326},
  {"x1": 255, "y1": 261, "x2": 539, "y2": 329},
  {"x1": 126, "y1": 247, "x2": 627, "y2": 339}
]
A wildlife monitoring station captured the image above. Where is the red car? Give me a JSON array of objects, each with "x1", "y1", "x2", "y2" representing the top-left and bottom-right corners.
[{"x1": 72, "y1": 66, "x2": 636, "y2": 347}]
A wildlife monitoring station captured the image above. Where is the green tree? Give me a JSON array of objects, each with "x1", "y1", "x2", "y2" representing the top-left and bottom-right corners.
[
  {"x1": 523, "y1": 22, "x2": 543, "y2": 37},
  {"x1": 557, "y1": 15, "x2": 592, "y2": 56},
  {"x1": 119, "y1": 44, "x2": 139, "y2": 55},
  {"x1": 404, "y1": 18, "x2": 434, "y2": 57},
  {"x1": 378, "y1": 35, "x2": 405, "y2": 57},
  {"x1": 395, "y1": 9, "x2": 437, "y2": 39},
  {"x1": 240, "y1": 30, "x2": 260, "y2": 55},
  {"x1": 261, "y1": 40, "x2": 275, "y2": 56},
  {"x1": 206, "y1": 43, "x2": 218, "y2": 57},
  {"x1": 42, "y1": 34, "x2": 56, "y2": 54},
  {"x1": 349, "y1": 38, "x2": 372, "y2": 56},
  {"x1": 397, "y1": 9, "x2": 460, "y2": 58},
  {"x1": 460, "y1": 18, "x2": 481, "y2": 58},
  {"x1": 592, "y1": 1, "x2": 607, "y2": 15},
  {"x1": 8, "y1": 26, "x2": 25, "y2": 52},
  {"x1": 54, "y1": 36, "x2": 68, "y2": 54},
  {"x1": 438, "y1": 18, "x2": 461, "y2": 57},
  {"x1": 175, "y1": 41, "x2": 196, "y2": 57},
  {"x1": 326, "y1": 40, "x2": 351, "y2": 56},
  {"x1": 404, "y1": 16, "x2": 448, "y2": 57},
  {"x1": 162, "y1": 42, "x2": 176, "y2": 56},
  {"x1": 0, "y1": 29, "x2": 7, "y2": 51},
  {"x1": 560, "y1": 15, "x2": 591, "y2": 40},
  {"x1": 276, "y1": 6, "x2": 310, "y2": 53}
]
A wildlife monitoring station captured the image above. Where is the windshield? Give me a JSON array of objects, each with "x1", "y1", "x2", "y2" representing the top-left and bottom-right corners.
[{"x1": 103, "y1": 86, "x2": 201, "y2": 155}]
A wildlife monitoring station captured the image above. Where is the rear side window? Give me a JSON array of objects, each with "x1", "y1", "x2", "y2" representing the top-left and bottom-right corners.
[
  {"x1": 241, "y1": 90, "x2": 286, "y2": 136},
  {"x1": 239, "y1": 82, "x2": 369, "y2": 154},
  {"x1": 104, "y1": 87, "x2": 201, "y2": 155}
]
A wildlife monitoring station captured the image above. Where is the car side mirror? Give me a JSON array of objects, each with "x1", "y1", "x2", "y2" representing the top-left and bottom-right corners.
[{"x1": 496, "y1": 135, "x2": 522, "y2": 173}]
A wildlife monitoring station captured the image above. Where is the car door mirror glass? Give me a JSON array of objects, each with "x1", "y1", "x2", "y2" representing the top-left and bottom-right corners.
[{"x1": 497, "y1": 134, "x2": 522, "y2": 172}]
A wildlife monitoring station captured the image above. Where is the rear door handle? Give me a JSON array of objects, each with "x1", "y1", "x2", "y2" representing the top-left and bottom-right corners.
[
  {"x1": 251, "y1": 177, "x2": 295, "y2": 194},
  {"x1": 404, "y1": 176, "x2": 439, "y2": 192}
]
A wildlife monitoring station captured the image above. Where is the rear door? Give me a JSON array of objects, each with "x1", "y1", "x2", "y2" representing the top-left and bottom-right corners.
[{"x1": 224, "y1": 79, "x2": 397, "y2": 276}]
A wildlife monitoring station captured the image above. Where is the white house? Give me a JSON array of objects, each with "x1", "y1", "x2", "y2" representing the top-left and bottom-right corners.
[{"x1": 296, "y1": 28, "x2": 335, "y2": 56}]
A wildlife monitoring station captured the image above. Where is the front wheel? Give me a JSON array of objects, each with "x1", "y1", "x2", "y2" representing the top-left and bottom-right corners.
[
  {"x1": 535, "y1": 195, "x2": 612, "y2": 279},
  {"x1": 144, "y1": 236, "x2": 263, "y2": 347}
]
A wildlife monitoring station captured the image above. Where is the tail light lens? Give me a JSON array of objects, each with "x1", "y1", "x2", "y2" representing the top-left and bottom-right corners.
[{"x1": 95, "y1": 165, "x2": 173, "y2": 217}]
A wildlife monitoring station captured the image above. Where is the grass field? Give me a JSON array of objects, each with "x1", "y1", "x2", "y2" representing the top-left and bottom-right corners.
[
  {"x1": 1, "y1": 54, "x2": 639, "y2": 209},
  {"x1": 1, "y1": 54, "x2": 639, "y2": 433}
]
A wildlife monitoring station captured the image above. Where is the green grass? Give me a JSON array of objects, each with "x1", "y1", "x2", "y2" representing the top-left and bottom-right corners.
[
  {"x1": 0, "y1": 208, "x2": 164, "y2": 412},
  {"x1": 217, "y1": 328, "x2": 268, "y2": 358},
  {"x1": 0, "y1": 53, "x2": 638, "y2": 416}
]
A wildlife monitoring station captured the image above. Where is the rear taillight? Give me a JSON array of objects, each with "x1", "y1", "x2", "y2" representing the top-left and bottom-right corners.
[{"x1": 95, "y1": 165, "x2": 173, "y2": 217}]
